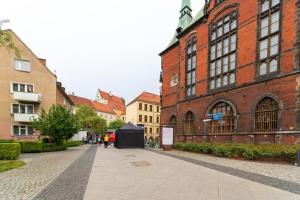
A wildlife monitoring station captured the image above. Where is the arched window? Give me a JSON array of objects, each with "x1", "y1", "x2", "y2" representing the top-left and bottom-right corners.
[
  {"x1": 255, "y1": 97, "x2": 279, "y2": 132},
  {"x1": 169, "y1": 115, "x2": 177, "y2": 135},
  {"x1": 186, "y1": 37, "x2": 197, "y2": 98},
  {"x1": 209, "y1": 102, "x2": 235, "y2": 133},
  {"x1": 184, "y1": 111, "x2": 195, "y2": 135}
]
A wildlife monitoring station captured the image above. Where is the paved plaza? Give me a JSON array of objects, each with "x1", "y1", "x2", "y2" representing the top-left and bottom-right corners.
[
  {"x1": 0, "y1": 145, "x2": 300, "y2": 200},
  {"x1": 84, "y1": 147, "x2": 300, "y2": 200}
]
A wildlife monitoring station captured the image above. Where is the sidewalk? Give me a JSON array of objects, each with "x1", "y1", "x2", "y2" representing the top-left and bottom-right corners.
[
  {"x1": 0, "y1": 145, "x2": 89, "y2": 200},
  {"x1": 84, "y1": 147, "x2": 300, "y2": 200},
  {"x1": 153, "y1": 149, "x2": 300, "y2": 184}
]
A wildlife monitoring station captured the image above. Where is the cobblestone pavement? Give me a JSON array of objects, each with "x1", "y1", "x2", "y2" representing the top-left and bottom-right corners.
[
  {"x1": 148, "y1": 149, "x2": 300, "y2": 195},
  {"x1": 84, "y1": 148, "x2": 300, "y2": 200},
  {"x1": 0, "y1": 145, "x2": 89, "y2": 200},
  {"x1": 34, "y1": 145, "x2": 97, "y2": 200}
]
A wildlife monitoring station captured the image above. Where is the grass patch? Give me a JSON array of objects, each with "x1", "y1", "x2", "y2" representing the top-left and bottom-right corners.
[{"x1": 0, "y1": 160, "x2": 25, "y2": 173}]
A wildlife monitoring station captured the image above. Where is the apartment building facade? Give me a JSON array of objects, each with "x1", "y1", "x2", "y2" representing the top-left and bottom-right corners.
[
  {"x1": 160, "y1": 0, "x2": 300, "y2": 144},
  {"x1": 126, "y1": 92, "x2": 161, "y2": 140},
  {"x1": 0, "y1": 30, "x2": 57, "y2": 140}
]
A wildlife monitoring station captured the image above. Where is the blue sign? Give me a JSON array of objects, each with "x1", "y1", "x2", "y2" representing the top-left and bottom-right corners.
[{"x1": 208, "y1": 112, "x2": 223, "y2": 121}]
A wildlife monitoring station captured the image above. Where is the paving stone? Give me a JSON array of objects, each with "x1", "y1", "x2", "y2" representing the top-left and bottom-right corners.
[
  {"x1": 33, "y1": 145, "x2": 97, "y2": 200},
  {"x1": 0, "y1": 145, "x2": 89, "y2": 200},
  {"x1": 148, "y1": 149, "x2": 300, "y2": 195}
]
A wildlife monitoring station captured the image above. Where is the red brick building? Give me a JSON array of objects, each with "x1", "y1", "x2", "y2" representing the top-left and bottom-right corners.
[{"x1": 160, "y1": 0, "x2": 300, "y2": 144}]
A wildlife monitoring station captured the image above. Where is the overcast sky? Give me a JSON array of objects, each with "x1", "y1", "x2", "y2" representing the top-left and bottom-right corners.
[{"x1": 1, "y1": 0, "x2": 204, "y2": 103}]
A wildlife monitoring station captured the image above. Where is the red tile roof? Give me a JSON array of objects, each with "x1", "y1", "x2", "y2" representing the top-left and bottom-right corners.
[
  {"x1": 128, "y1": 92, "x2": 160, "y2": 106},
  {"x1": 69, "y1": 95, "x2": 115, "y2": 115},
  {"x1": 69, "y1": 95, "x2": 94, "y2": 108},
  {"x1": 91, "y1": 101, "x2": 115, "y2": 115},
  {"x1": 98, "y1": 90, "x2": 126, "y2": 114}
]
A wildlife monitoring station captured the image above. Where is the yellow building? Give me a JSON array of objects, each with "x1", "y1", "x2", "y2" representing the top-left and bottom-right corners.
[
  {"x1": 126, "y1": 92, "x2": 161, "y2": 140},
  {"x1": 0, "y1": 30, "x2": 69, "y2": 140}
]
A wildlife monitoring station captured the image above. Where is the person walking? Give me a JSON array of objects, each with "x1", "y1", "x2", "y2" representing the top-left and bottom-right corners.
[{"x1": 103, "y1": 134, "x2": 109, "y2": 148}]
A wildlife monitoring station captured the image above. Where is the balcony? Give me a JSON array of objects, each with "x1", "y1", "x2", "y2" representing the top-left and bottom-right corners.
[
  {"x1": 13, "y1": 92, "x2": 41, "y2": 103},
  {"x1": 14, "y1": 114, "x2": 39, "y2": 123}
]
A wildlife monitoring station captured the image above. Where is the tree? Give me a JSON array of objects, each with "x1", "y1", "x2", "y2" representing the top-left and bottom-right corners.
[
  {"x1": 109, "y1": 120, "x2": 126, "y2": 130},
  {"x1": 33, "y1": 105, "x2": 79, "y2": 145},
  {"x1": 75, "y1": 105, "x2": 107, "y2": 135},
  {"x1": 0, "y1": 29, "x2": 20, "y2": 58}
]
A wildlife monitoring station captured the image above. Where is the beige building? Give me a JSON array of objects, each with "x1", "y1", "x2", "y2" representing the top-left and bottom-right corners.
[
  {"x1": 126, "y1": 92, "x2": 161, "y2": 140},
  {"x1": 0, "y1": 30, "x2": 69, "y2": 140}
]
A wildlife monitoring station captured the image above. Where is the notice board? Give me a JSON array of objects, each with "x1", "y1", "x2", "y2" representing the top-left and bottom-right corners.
[{"x1": 162, "y1": 127, "x2": 174, "y2": 146}]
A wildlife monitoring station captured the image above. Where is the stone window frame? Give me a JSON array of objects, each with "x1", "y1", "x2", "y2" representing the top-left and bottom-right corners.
[
  {"x1": 205, "y1": 99, "x2": 238, "y2": 134},
  {"x1": 256, "y1": 0, "x2": 282, "y2": 78},
  {"x1": 251, "y1": 94, "x2": 283, "y2": 133},
  {"x1": 183, "y1": 111, "x2": 196, "y2": 135},
  {"x1": 208, "y1": 11, "x2": 238, "y2": 91},
  {"x1": 169, "y1": 115, "x2": 177, "y2": 135},
  {"x1": 185, "y1": 37, "x2": 197, "y2": 99}
]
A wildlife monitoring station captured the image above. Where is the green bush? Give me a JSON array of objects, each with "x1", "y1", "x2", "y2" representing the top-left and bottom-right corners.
[
  {"x1": 0, "y1": 140, "x2": 14, "y2": 143},
  {"x1": 64, "y1": 141, "x2": 83, "y2": 148},
  {"x1": 19, "y1": 142, "x2": 67, "y2": 153},
  {"x1": 0, "y1": 143, "x2": 21, "y2": 160},
  {"x1": 42, "y1": 143, "x2": 67, "y2": 152},
  {"x1": 174, "y1": 142, "x2": 298, "y2": 163}
]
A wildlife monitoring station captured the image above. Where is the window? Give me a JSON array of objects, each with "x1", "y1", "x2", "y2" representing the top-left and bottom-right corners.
[
  {"x1": 150, "y1": 128, "x2": 153, "y2": 134},
  {"x1": 144, "y1": 104, "x2": 148, "y2": 111},
  {"x1": 150, "y1": 116, "x2": 153, "y2": 123},
  {"x1": 156, "y1": 106, "x2": 160, "y2": 112},
  {"x1": 12, "y1": 104, "x2": 35, "y2": 114},
  {"x1": 209, "y1": 12, "x2": 238, "y2": 90},
  {"x1": 169, "y1": 116, "x2": 177, "y2": 135},
  {"x1": 156, "y1": 116, "x2": 160, "y2": 124},
  {"x1": 12, "y1": 83, "x2": 34, "y2": 93},
  {"x1": 184, "y1": 111, "x2": 195, "y2": 135},
  {"x1": 13, "y1": 125, "x2": 33, "y2": 136},
  {"x1": 255, "y1": 97, "x2": 279, "y2": 132},
  {"x1": 186, "y1": 37, "x2": 197, "y2": 98},
  {"x1": 145, "y1": 127, "x2": 148, "y2": 134},
  {"x1": 15, "y1": 60, "x2": 31, "y2": 72},
  {"x1": 139, "y1": 115, "x2": 142, "y2": 122},
  {"x1": 258, "y1": 0, "x2": 281, "y2": 76},
  {"x1": 139, "y1": 103, "x2": 142, "y2": 110},
  {"x1": 156, "y1": 128, "x2": 159, "y2": 134},
  {"x1": 209, "y1": 102, "x2": 235, "y2": 133},
  {"x1": 144, "y1": 115, "x2": 148, "y2": 123},
  {"x1": 150, "y1": 105, "x2": 153, "y2": 112}
]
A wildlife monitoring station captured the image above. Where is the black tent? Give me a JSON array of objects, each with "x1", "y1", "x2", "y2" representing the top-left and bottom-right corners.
[{"x1": 115, "y1": 123, "x2": 144, "y2": 149}]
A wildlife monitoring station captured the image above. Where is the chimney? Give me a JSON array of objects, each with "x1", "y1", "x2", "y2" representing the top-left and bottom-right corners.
[{"x1": 39, "y1": 58, "x2": 47, "y2": 66}]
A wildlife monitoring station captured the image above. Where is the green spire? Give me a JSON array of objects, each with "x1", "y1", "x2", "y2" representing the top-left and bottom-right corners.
[
  {"x1": 179, "y1": 0, "x2": 193, "y2": 30},
  {"x1": 180, "y1": 0, "x2": 191, "y2": 11}
]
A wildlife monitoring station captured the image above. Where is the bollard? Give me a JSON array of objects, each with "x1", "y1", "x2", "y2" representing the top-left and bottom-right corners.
[{"x1": 297, "y1": 150, "x2": 300, "y2": 167}]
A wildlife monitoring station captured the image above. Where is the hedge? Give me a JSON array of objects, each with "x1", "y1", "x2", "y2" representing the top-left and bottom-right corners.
[
  {"x1": 64, "y1": 141, "x2": 84, "y2": 148},
  {"x1": 174, "y1": 143, "x2": 299, "y2": 163},
  {"x1": 19, "y1": 142, "x2": 67, "y2": 153},
  {"x1": 0, "y1": 143, "x2": 21, "y2": 160}
]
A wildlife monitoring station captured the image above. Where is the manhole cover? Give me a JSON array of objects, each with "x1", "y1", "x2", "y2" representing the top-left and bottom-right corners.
[
  {"x1": 131, "y1": 161, "x2": 151, "y2": 167},
  {"x1": 125, "y1": 154, "x2": 136, "y2": 158}
]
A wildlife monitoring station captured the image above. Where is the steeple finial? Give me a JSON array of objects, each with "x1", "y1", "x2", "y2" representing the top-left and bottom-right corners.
[{"x1": 178, "y1": 0, "x2": 193, "y2": 30}]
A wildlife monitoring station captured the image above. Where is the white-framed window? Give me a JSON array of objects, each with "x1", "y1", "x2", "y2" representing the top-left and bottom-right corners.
[
  {"x1": 12, "y1": 125, "x2": 34, "y2": 136},
  {"x1": 15, "y1": 59, "x2": 31, "y2": 72},
  {"x1": 11, "y1": 82, "x2": 34, "y2": 93},
  {"x1": 12, "y1": 104, "x2": 35, "y2": 114}
]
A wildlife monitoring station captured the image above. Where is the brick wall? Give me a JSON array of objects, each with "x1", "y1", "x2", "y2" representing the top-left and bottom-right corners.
[{"x1": 160, "y1": 0, "x2": 300, "y2": 144}]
